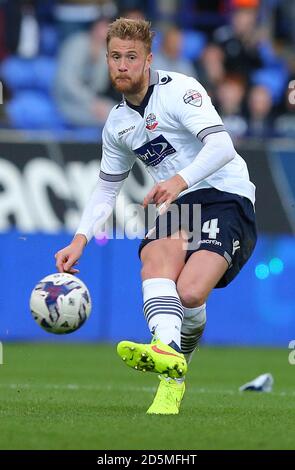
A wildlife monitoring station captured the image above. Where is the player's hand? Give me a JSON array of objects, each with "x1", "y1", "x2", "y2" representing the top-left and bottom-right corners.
[
  {"x1": 143, "y1": 175, "x2": 188, "y2": 213},
  {"x1": 55, "y1": 234, "x2": 87, "y2": 274}
]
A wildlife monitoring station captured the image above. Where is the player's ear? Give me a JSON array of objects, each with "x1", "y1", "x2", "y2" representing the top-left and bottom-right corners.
[{"x1": 145, "y1": 52, "x2": 153, "y2": 70}]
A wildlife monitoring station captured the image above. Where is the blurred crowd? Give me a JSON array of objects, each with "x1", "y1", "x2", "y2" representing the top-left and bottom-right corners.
[{"x1": 0, "y1": 0, "x2": 294, "y2": 140}]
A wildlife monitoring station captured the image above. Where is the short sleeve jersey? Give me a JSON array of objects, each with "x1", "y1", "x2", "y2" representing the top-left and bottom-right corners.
[{"x1": 100, "y1": 70, "x2": 255, "y2": 204}]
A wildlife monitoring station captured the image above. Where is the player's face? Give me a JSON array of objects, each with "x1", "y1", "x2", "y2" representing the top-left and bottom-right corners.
[{"x1": 107, "y1": 38, "x2": 152, "y2": 95}]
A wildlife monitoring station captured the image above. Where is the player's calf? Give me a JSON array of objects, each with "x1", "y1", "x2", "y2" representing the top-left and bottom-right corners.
[{"x1": 181, "y1": 304, "x2": 206, "y2": 363}]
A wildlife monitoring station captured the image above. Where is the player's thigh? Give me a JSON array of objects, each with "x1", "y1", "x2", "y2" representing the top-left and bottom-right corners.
[
  {"x1": 177, "y1": 250, "x2": 228, "y2": 307},
  {"x1": 140, "y1": 232, "x2": 187, "y2": 281}
]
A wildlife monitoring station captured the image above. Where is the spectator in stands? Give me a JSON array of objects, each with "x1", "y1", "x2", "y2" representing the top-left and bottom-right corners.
[
  {"x1": 0, "y1": 0, "x2": 40, "y2": 59},
  {"x1": 196, "y1": 43, "x2": 225, "y2": 99},
  {"x1": 152, "y1": 25, "x2": 197, "y2": 78},
  {"x1": 215, "y1": 74, "x2": 248, "y2": 139},
  {"x1": 273, "y1": 0, "x2": 295, "y2": 49},
  {"x1": 118, "y1": 0, "x2": 150, "y2": 19},
  {"x1": 54, "y1": 16, "x2": 118, "y2": 127},
  {"x1": 0, "y1": 0, "x2": 43, "y2": 127},
  {"x1": 213, "y1": 3, "x2": 264, "y2": 81},
  {"x1": 173, "y1": 0, "x2": 229, "y2": 34},
  {"x1": 274, "y1": 79, "x2": 295, "y2": 138},
  {"x1": 246, "y1": 84, "x2": 274, "y2": 137},
  {"x1": 118, "y1": 6, "x2": 145, "y2": 20},
  {"x1": 53, "y1": 0, "x2": 117, "y2": 42}
]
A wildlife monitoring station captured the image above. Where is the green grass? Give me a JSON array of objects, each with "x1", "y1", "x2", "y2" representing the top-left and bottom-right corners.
[{"x1": 0, "y1": 343, "x2": 294, "y2": 450}]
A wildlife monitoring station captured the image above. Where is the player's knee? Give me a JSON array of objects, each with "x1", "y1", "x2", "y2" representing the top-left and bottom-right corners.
[
  {"x1": 177, "y1": 281, "x2": 207, "y2": 308},
  {"x1": 140, "y1": 241, "x2": 185, "y2": 280},
  {"x1": 141, "y1": 243, "x2": 169, "y2": 279},
  {"x1": 141, "y1": 257, "x2": 165, "y2": 279}
]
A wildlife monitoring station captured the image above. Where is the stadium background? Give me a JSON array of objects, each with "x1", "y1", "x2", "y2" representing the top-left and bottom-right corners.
[
  {"x1": 0, "y1": 0, "x2": 294, "y2": 346},
  {"x1": 0, "y1": 0, "x2": 295, "y2": 448}
]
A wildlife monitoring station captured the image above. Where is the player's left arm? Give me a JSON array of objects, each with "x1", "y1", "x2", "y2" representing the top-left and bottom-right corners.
[
  {"x1": 143, "y1": 79, "x2": 236, "y2": 210},
  {"x1": 143, "y1": 131, "x2": 235, "y2": 209},
  {"x1": 177, "y1": 130, "x2": 235, "y2": 187},
  {"x1": 143, "y1": 174, "x2": 187, "y2": 212}
]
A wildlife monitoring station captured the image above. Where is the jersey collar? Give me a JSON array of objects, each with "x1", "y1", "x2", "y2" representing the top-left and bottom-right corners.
[
  {"x1": 149, "y1": 69, "x2": 159, "y2": 86},
  {"x1": 125, "y1": 69, "x2": 158, "y2": 117}
]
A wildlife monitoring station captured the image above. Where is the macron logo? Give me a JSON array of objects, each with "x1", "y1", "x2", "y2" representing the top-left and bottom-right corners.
[{"x1": 118, "y1": 125, "x2": 135, "y2": 138}]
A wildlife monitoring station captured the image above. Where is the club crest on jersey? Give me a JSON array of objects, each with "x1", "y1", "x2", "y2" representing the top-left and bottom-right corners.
[
  {"x1": 146, "y1": 113, "x2": 158, "y2": 131},
  {"x1": 134, "y1": 134, "x2": 176, "y2": 167},
  {"x1": 183, "y1": 89, "x2": 202, "y2": 107}
]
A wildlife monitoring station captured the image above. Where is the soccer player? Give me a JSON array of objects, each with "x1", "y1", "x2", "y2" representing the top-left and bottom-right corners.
[{"x1": 55, "y1": 18, "x2": 257, "y2": 415}]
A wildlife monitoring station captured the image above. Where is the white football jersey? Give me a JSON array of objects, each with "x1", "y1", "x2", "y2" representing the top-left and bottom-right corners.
[{"x1": 100, "y1": 70, "x2": 255, "y2": 204}]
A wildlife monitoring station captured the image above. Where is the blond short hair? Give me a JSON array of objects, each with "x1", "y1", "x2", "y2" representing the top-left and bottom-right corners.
[{"x1": 106, "y1": 18, "x2": 155, "y2": 54}]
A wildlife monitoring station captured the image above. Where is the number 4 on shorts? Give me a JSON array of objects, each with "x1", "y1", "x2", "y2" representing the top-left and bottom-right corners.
[{"x1": 202, "y1": 218, "x2": 220, "y2": 239}]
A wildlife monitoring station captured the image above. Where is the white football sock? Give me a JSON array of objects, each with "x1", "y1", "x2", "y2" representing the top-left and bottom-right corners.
[
  {"x1": 142, "y1": 278, "x2": 184, "y2": 349},
  {"x1": 181, "y1": 304, "x2": 206, "y2": 363}
]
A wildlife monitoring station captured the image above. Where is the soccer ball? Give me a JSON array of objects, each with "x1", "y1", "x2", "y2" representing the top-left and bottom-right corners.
[{"x1": 30, "y1": 273, "x2": 91, "y2": 334}]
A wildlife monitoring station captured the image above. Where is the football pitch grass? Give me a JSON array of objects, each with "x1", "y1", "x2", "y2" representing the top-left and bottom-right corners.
[{"x1": 0, "y1": 343, "x2": 294, "y2": 450}]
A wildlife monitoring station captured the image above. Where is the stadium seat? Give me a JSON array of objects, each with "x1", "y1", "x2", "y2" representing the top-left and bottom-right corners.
[
  {"x1": 151, "y1": 31, "x2": 163, "y2": 53},
  {"x1": 251, "y1": 67, "x2": 289, "y2": 103},
  {"x1": 6, "y1": 90, "x2": 66, "y2": 129},
  {"x1": 6, "y1": 89, "x2": 101, "y2": 137},
  {"x1": 181, "y1": 30, "x2": 207, "y2": 60},
  {"x1": 1, "y1": 55, "x2": 56, "y2": 93}
]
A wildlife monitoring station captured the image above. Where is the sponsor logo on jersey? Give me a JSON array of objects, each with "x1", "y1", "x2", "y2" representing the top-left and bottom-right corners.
[
  {"x1": 118, "y1": 125, "x2": 135, "y2": 138},
  {"x1": 134, "y1": 134, "x2": 176, "y2": 167},
  {"x1": 183, "y1": 89, "x2": 202, "y2": 107},
  {"x1": 145, "y1": 113, "x2": 158, "y2": 131}
]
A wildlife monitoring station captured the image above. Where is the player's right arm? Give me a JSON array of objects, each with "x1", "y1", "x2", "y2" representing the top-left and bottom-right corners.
[
  {"x1": 55, "y1": 120, "x2": 136, "y2": 273},
  {"x1": 55, "y1": 177, "x2": 123, "y2": 273},
  {"x1": 55, "y1": 233, "x2": 87, "y2": 274}
]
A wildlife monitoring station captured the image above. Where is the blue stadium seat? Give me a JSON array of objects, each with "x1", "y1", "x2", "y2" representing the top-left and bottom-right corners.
[
  {"x1": 152, "y1": 29, "x2": 206, "y2": 61},
  {"x1": 6, "y1": 91, "x2": 66, "y2": 129},
  {"x1": 1, "y1": 56, "x2": 56, "y2": 93},
  {"x1": 6, "y1": 90, "x2": 101, "y2": 137},
  {"x1": 151, "y1": 31, "x2": 163, "y2": 53},
  {"x1": 251, "y1": 66, "x2": 289, "y2": 103},
  {"x1": 181, "y1": 30, "x2": 206, "y2": 60},
  {"x1": 1, "y1": 57, "x2": 35, "y2": 90},
  {"x1": 33, "y1": 56, "x2": 57, "y2": 91}
]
